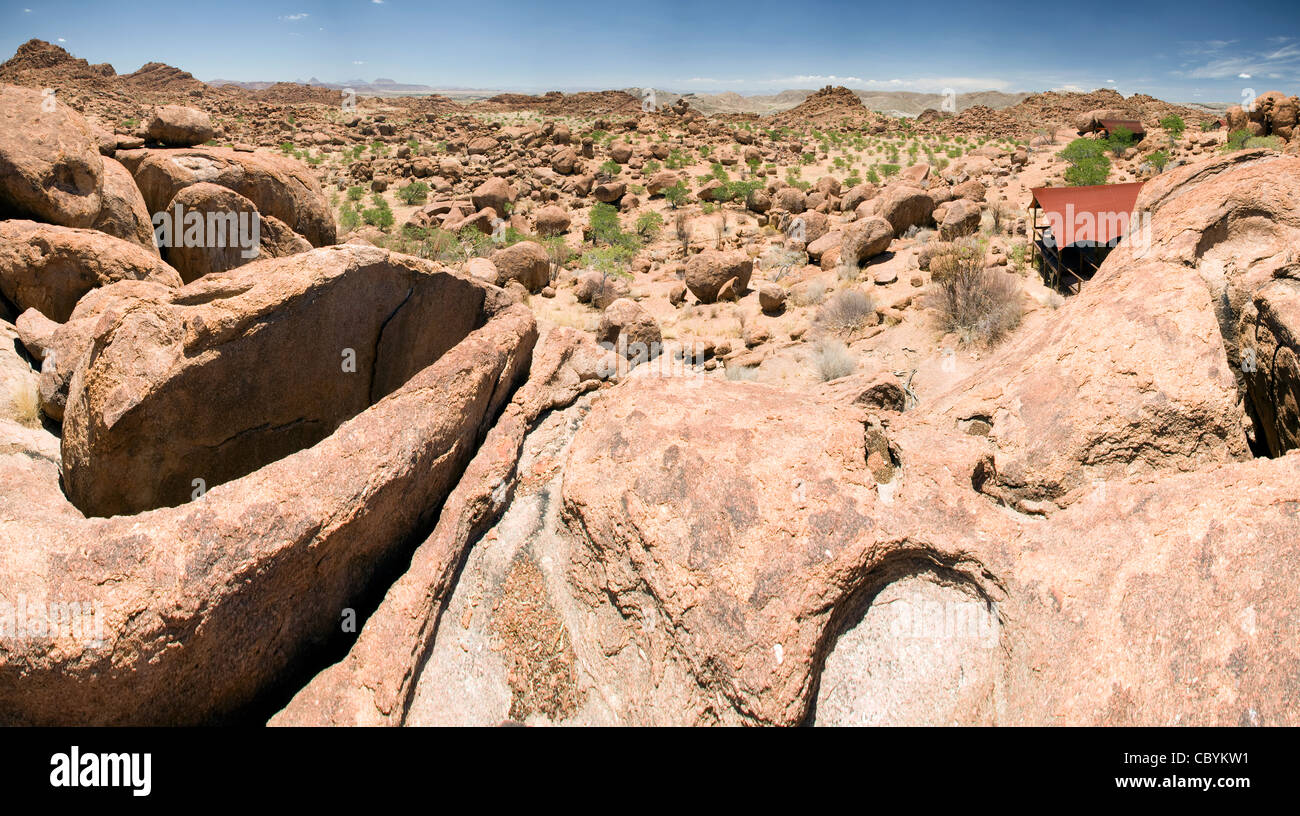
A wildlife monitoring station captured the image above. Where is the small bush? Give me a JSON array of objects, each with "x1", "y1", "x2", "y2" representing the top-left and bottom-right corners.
[
  {"x1": 6, "y1": 379, "x2": 41, "y2": 428},
  {"x1": 816, "y1": 288, "x2": 876, "y2": 338},
  {"x1": 634, "y1": 211, "x2": 664, "y2": 240},
  {"x1": 792, "y1": 280, "x2": 828, "y2": 307},
  {"x1": 338, "y1": 203, "x2": 361, "y2": 233},
  {"x1": 711, "y1": 179, "x2": 763, "y2": 204},
  {"x1": 1223, "y1": 129, "x2": 1251, "y2": 152},
  {"x1": 725, "y1": 364, "x2": 759, "y2": 381},
  {"x1": 811, "y1": 341, "x2": 857, "y2": 382},
  {"x1": 662, "y1": 180, "x2": 689, "y2": 209},
  {"x1": 1159, "y1": 114, "x2": 1185, "y2": 141},
  {"x1": 395, "y1": 180, "x2": 430, "y2": 205},
  {"x1": 362, "y1": 196, "x2": 394, "y2": 229},
  {"x1": 347, "y1": 185, "x2": 366, "y2": 201},
  {"x1": 929, "y1": 258, "x2": 1023, "y2": 346},
  {"x1": 1105, "y1": 126, "x2": 1136, "y2": 158},
  {"x1": 1244, "y1": 135, "x2": 1284, "y2": 151}
]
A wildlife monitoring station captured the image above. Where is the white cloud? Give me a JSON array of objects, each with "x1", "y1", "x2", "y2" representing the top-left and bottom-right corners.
[
  {"x1": 57, "y1": 37, "x2": 65, "y2": 42},
  {"x1": 1177, "y1": 42, "x2": 1300, "y2": 80},
  {"x1": 279, "y1": 13, "x2": 309, "y2": 21},
  {"x1": 352, "y1": 60, "x2": 366, "y2": 65},
  {"x1": 759, "y1": 74, "x2": 1009, "y2": 92}
]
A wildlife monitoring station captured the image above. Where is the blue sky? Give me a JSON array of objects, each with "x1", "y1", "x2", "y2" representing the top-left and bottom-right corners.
[{"x1": 3, "y1": 0, "x2": 1298, "y2": 101}]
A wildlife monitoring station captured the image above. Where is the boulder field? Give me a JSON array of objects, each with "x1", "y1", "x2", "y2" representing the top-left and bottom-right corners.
[{"x1": 1, "y1": 67, "x2": 1299, "y2": 726}]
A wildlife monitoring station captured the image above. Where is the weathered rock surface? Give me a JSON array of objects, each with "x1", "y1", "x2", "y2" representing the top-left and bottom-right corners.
[
  {"x1": 685, "y1": 249, "x2": 752, "y2": 304},
  {"x1": 61, "y1": 245, "x2": 508, "y2": 517},
  {"x1": 132, "y1": 147, "x2": 336, "y2": 247},
  {"x1": 489, "y1": 240, "x2": 550, "y2": 292},
  {"x1": 91, "y1": 157, "x2": 158, "y2": 254},
  {"x1": 145, "y1": 105, "x2": 215, "y2": 147},
  {"x1": 0, "y1": 84, "x2": 103, "y2": 228},
  {"x1": 0, "y1": 245, "x2": 536, "y2": 725},
  {"x1": 0, "y1": 219, "x2": 181, "y2": 322},
  {"x1": 270, "y1": 328, "x2": 610, "y2": 726}
]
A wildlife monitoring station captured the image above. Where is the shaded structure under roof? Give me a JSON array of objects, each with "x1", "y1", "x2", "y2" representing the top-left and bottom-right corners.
[
  {"x1": 1097, "y1": 118, "x2": 1146, "y2": 138},
  {"x1": 1028, "y1": 181, "x2": 1145, "y2": 292}
]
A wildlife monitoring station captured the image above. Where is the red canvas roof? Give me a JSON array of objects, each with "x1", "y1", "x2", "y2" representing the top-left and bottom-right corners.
[
  {"x1": 1030, "y1": 182, "x2": 1145, "y2": 247},
  {"x1": 1098, "y1": 118, "x2": 1146, "y2": 136}
]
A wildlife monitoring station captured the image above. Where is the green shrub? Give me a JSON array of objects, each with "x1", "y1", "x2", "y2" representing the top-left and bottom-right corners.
[
  {"x1": 1223, "y1": 129, "x2": 1251, "y2": 152},
  {"x1": 1244, "y1": 135, "x2": 1284, "y2": 151},
  {"x1": 347, "y1": 185, "x2": 366, "y2": 201},
  {"x1": 711, "y1": 179, "x2": 763, "y2": 204},
  {"x1": 598, "y1": 159, "x2": 621, "y2": 176},
  {"x1": 634, "y1": 211, "x2": 664, "y2": 240},
  {"x1": 1159, "y1": 114, "x2": 1185, "y2": 140},
  {"x1": 338, "y1": 204, "x2": 361, "y2": 233},
  {"x1": 1148, "y1": 149, "x2": 1171, "y2": 172},
  {"x1": 362, "y1": 196, "x2": 394, "y2": 229},
  {"x1": 1059, "y1": 138, "x2": 1110, "y2": 186},
  {"x1": 395, "y1": 181, "x2": 430, "y2": 205},
  {"x1": 1105, "y1": 126, "x2": 1136, "y2": 157},
  {"x1": 588, "y1": 202, "x2": 625, "y2": 246},
  {"x1": 662, "y1": 180, "x2": 689, "y2": 209}
]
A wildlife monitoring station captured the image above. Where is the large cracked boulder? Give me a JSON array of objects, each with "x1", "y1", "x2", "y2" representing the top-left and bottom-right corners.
[
  {"x1": 91, "y1": 157, "x2": 158, "y2": 254},
  {"x1": 920, "y1": 150, "x2": 1300, "y2": 513},
  {"x1": 62, "y1": 245, "x2": 507, "y2": 517},
  {"x1": 839, "y1": 216, "x2": 892, "y2": 267},
  {"x1": 685, "y1": 249, "x2": 752, "y2": 304},
  {"x1": 926, "y1": 254, "x2": 1248, "y2": 515},
  {"x1": 132, "y1": 147, "x2": 336, "y2": 247},
  {"x1": 158, "y1": 182, "x2": 308, "y2": 282},
  {"x1": 876, "y1": 185, "x2": 935, "y2": 236},
  {"x1": 489, "y1": 240, "x2": 550, "y2": 292},
  {"x1": 0, "y1": 84, "x2": 104, "y2": 228},
  {"x1": 144, "y1": 105, "x2": 214, "y2": 147},
  {"x1": 0, "y1": 244, "x2": 537, "y2": 725},
  {"x1": 25, "y1": 280, "x2": 175, "y2": 422},
  {"x1": 0, "y1": 219, "x2": 182, "y2": 322}
]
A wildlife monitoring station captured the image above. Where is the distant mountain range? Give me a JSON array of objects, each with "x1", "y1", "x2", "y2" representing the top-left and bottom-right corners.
[
  {"x1": 205, "y1": 77, "x2": 1034, "y2": 115},
  {"x1": 637, "y1": 88, "x2": 1033, "y2": 117},
  {"x1": 207, "y1": 77, "x2": 504, "y2": 99}
]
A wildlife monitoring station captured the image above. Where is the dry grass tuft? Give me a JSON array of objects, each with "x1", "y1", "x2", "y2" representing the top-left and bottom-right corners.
[
  {"x1": 816, "y1": 288, "x2": 876, "y2": 338},
  {"x1": 929, "y1": 252, "x2": 1023, "y2": 346},
  {"x1": 811, "y1": 341, "x2": 857, "y2": 381},
  {"x1": 6, "y1": 378, "x2": 42, "y2": 428}
]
